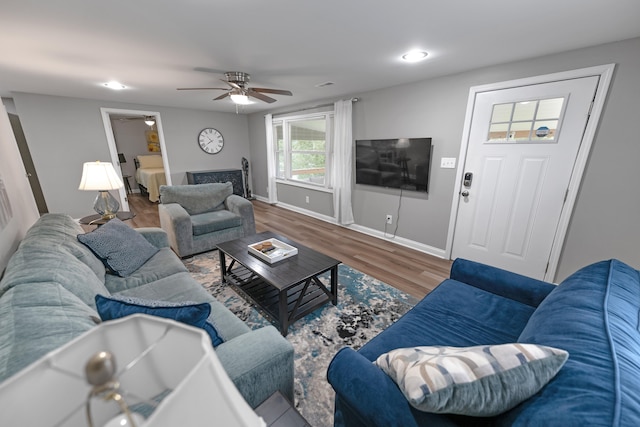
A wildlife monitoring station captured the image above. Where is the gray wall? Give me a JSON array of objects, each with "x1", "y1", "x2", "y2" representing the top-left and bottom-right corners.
[
  {"x1": 248, "y1": 37, "x2": 640, "y2": 281},
  {"x1": 275, "y1": 182, "x2": 333, "y2": 217},
  {"x1": 12, "y1": 93, "x2": 250, "y2": 218},
  {"x1": 0, "y1": 101, "x2": 40, "y2": 274}
]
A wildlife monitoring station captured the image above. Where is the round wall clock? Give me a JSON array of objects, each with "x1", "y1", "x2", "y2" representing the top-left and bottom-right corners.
[{"x1": 198, "y1": 128, "x2": 224, "y2": 154}]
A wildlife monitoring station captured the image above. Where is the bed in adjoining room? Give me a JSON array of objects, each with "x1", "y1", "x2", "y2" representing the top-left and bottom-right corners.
[{"x1": 134, "y1": 154, "x2": 166, "y2": 202}]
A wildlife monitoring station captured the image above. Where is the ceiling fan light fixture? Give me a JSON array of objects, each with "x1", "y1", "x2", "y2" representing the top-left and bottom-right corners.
[
  {"x1": 144, "y1": 116, "x2": 155, "y2": 126},
  {"x1": 401, "y1": 50, "x2": 428, "y2": 62},
  {"x1": 230, "y1": 93, "x2": 253, "y2": 105}
]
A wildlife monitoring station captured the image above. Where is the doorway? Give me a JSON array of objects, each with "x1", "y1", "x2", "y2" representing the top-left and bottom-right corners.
[
  {"x1": 446, "y1": 64, "x2": 615, "y2": 281},
  {"x1": 100, "y1": 108, "x2": 171, "y2": 212}
]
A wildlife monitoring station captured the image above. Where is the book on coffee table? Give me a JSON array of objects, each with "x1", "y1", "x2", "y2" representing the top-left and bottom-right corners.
[{"x1": 248, "y1": 238, "x2": 298, "y2": 264}]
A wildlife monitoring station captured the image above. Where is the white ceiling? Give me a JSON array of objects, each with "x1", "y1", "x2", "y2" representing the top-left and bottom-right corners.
[{"x1": 2, "y1": 0, "x2": 639, "y2": 114}]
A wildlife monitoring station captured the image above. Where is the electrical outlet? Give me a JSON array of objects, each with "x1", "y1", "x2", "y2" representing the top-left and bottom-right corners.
[
  {"x1": 305, "y1": 195, "x2": 310, "y2": 203},
  {"x1": 386, "y1": 214, "x2": 392, "y2": 224}
]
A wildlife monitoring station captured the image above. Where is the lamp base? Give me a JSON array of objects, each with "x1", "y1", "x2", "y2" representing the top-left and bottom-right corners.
[{"x1": 94, "y1": 191, "x2": 120, "y2": 221}]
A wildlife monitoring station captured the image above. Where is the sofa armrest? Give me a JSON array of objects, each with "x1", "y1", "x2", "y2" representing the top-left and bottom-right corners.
[
  {"x1": 225, "y1": 195, "x2": 256, "y2": 236},
  {"x1": 450, "y1": 258, "x2": 556, "y2": 308},
  {"x1": 136, "y1": 227, "x2": 169, "y2": 248},
  {"x1": 215, "y1": 325, "x2": 294, "y2": 409},
  {"x1": 158, "y1": 203, "x2": 192, "y2": 257},
  {"x1": 328, "y1": 347, "x2": 422, "y2": 427}
]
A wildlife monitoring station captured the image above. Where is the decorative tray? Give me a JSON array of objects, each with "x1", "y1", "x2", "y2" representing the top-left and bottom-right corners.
[{"x1": 248, "y1": 238, "x2": 298, "y2": 264}]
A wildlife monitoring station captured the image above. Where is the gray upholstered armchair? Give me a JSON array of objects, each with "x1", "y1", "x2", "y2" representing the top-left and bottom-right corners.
[{"x1": 158, "y1": 182, "x2": 255, "y2": 258}]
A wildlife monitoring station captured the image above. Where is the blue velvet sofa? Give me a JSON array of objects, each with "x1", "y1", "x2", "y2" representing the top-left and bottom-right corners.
[
  {"x1": 0, "y1": 213, "x2": 292, "y2": 408},
  {"x1": 328, "y1": 258, "x2": 640, "y2": 426}
]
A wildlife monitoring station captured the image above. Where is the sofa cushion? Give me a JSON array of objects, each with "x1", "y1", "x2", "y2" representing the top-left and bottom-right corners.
[
  {"x1": 19, "y1": 213, "x2": 108, "y2": 279},
  {"x1": 376, "y1": 343, "x2": 568, "y2": 417},
  {"x1": 359, "y1": 279, "x2": 537, "y2": 362},
  {"x1": 160, "y1": 183, "x2": 233, "y2": 215},
  {"x1": 103, "y1": 247, "x2": 188, "y2": 294},
  {"x1": 114, "y1": 271, "x2": 251, "y2": 342},
  {"x1": 78, "y1": 218, "x2": 159, "y2": 277},
  {"x1": 1, "y1": 216, "x2": 111, "y2": 309},
  {"x1": 500, "y1": 259, "x2": 640, "y2": 426},
  {"x1": 95, "y1": 295, "x2": 223, "y2": 347},
  {"x1": 0, "y1": 282, "x2": 98, "y2": 383},
  {"x1": 191, "y1": 210, "x2": 243, "y2": 236}
]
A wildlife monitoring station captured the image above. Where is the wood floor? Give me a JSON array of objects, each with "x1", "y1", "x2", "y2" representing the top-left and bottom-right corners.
[{"x1": 127, "y1": 193, "x2": 452, "y2": 299}]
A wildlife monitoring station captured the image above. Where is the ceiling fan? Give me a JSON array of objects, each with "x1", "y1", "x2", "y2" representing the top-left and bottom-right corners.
[{"x1": 177, "y1": 71, "x2": 293, "y2": 104}]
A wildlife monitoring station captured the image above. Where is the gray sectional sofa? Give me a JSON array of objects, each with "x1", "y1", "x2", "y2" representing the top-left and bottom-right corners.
[{"x1": 0, "y1": 213, "x2": 294, "y2": 408}]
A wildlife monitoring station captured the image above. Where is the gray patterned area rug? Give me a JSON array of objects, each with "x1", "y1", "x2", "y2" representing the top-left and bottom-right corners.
[{"x1": 183, "y1": 250, "x2": 418, "y2": 427}]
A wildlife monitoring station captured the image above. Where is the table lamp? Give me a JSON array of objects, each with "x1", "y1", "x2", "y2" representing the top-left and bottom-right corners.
[
  {"x1": 0, "y1": 314, "x2": 266, "y2": 427},
  {"x1": 79, "y1": 161, "x2": 124, "y2": 220}
]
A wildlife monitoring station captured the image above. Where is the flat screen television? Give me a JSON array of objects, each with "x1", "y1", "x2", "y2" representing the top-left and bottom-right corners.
[{"x1": 355, "y1": 138, "x2": 432, "y2": 193}]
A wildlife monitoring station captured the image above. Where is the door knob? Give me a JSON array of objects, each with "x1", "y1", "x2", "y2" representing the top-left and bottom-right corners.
[{"x1": 461, "y1": 190, "x2": 469, "y2": 197}]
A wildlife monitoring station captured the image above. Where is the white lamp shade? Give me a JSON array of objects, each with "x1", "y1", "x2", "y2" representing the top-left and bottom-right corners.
[
  {"x1": 78, "y1": 161, "x2": 124, "y2": 191},
  {"x1": 0, "y1": 315, "x2": 266, "y2": 427}
]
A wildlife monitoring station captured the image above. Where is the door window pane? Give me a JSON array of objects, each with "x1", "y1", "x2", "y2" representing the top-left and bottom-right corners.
[
  {"x1": 510, "y1": 121, "x2": 533, "y2": 141},
  {"x1": 533, "y1": 120, "x2": 559, "y2": 139},
  {"x1": 491, "y1": 103, "x2": 513, "y2": 122},
  {"x1": 487, "y1": 97, "x2": 565, "y2": 143},
  {"x1": 537, "y1": 98, "x2": 564, "y2": 119},
  {"x1": 489, "y1": 123, "x2": 509, "y2": 140},
  {"x1": 513, "y1": 102, "x2": 536, "y2": 121}
]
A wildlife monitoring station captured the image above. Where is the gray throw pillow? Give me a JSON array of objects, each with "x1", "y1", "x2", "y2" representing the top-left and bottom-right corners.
[
  {"x1": 78, "y1": 218, "x2": 159, "y2": 277},
  {"x1": 375, "y1": 343, "x2": 568, "y2": 417}
]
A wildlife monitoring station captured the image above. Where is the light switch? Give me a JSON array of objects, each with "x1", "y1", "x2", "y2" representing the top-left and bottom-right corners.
[{"x1": 441, "y1": 157, "x2": 456, "y2": 169}]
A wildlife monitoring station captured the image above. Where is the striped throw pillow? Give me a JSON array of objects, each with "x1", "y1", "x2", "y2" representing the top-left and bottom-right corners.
[{"x1": 375, "y1": 343, "x2": 568, "y2": 416}]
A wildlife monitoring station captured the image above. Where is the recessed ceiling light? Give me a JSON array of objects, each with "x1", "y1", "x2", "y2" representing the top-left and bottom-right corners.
[
  {"x1": 401, "y1": 51, "x2": 428, "y2": 62},
  {"x1": 103, "y1": 81, "x2": 127, "y2": 90}
]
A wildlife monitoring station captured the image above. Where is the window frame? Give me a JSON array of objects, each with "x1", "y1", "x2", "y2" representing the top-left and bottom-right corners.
[{"x1": 272, "y1": 111, "x2": 334, "y2": 191}]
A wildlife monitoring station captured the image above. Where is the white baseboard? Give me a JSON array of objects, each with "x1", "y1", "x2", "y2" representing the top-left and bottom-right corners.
[
  {"x1": 346, "y1": 223, "x2": 446, "y2": 259},
  {"x1": 256, "y1": 198, "x2": 447, "y2": 259}
]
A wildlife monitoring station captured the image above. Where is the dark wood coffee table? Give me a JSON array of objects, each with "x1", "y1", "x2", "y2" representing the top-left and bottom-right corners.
[{"x1": 217, "y1": 231, "x2": 340, "y2": 336}]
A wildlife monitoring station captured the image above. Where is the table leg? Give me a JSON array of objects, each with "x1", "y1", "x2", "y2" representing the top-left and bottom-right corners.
[
  {"x1": 219, "y1": 251, "x2": 227, "y2": 284},
  {"x1": 279, "y1": 290, "x2": 289, "y2": 336},
  {"x1": 330, "y1": 265, "x2": 338, "y2": 305}
]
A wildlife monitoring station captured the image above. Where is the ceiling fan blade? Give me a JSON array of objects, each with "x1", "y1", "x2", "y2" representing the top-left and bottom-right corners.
[
  {"x1": 248, "y1": 90, "x2": 277, "y2": 103},
  {"x1": 177, "y1": 87, "x2": 228, "y2": 91},
  {"x1": 221, "y1": 79, "x2": 242, "y2": 90},
  {"x1": 213, "y1": 92, "x2": 230, "y2": 101},
  {"x1": 250, "y1": 87, "x2": 293, "y2": 96}
]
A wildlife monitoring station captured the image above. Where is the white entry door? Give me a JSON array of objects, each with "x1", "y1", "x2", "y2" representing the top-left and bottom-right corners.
[{"x1": 451, "y1": 75, "x2": 599, "y2": 279}]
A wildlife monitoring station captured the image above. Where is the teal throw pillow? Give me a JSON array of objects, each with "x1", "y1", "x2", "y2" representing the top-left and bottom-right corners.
[
  {"x1": 375, "y1": 343, "x2": 568, "y2": 417},
  {"x1": 95, "y1": 295, "x2": 223, "y2": 347},
  {"x1": 77, "y1": 218, "x2": 159, "y2": 277}
]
